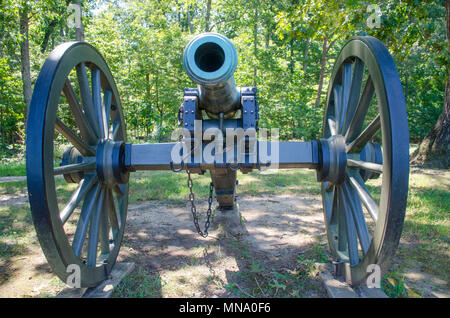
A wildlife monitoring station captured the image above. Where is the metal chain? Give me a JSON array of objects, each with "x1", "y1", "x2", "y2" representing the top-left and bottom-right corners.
[{"x1": 187, "y1": 169, "x2": 214, "y2": 238}]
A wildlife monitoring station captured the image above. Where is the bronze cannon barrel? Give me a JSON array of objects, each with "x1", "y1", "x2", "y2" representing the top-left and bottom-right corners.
[{"x1": 183, "y1": 33, "x2": 240, "y2": 118}]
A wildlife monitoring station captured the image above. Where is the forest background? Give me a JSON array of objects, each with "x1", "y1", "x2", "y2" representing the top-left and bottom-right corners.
[{"x1": 0, "y1": 0, "x2": 448, "y2": 167}]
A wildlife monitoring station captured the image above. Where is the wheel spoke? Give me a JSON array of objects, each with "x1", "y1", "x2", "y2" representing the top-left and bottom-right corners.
[
  {"x1": 99, "y1": 190, "x2": 111, "y2": 255},
  {"x1": 346, "y1": 114, "x2": 380, "y2": 154},
  {"x1": 338, "y1": 63, "x2": 353, "y2": 134},
  {"x1": 347, "y1": 158, "x2": 383, "y2": 174},
  {"x1": 347, "y1": 171, "x2": 379, "y2": 222},
  {"x1": 72, "y1": 183, "x2": 101, "y2": 257},
  {"x1": 333, "y1": 85, "x2": 343, "y2": 133},
  {"x1": 60, "y1": 176, "x2": 97, "y2": 224},
  {"x1": 103, "y1": 90, "x2": 112, "y2": 139},
  {"x1": 343, "y1": 181, "x2": 371, "y2": 255},
  {"x1": 106, "y1": 189, "x2": 120, "y2": 241},
  {"x1": 323, "y1": 183, "x2": 335, "y2": 222},
  {"x1": 54, "y1": 161, "x2": 96, "y2": 176},
  {"x1": 63, "y1": 79, "x2": 98, "y2": 145},
  {"x1": 330, "y1": 185, "x2": 338, "y2": 225},
  {"x1": 112, "y1": 184, "x2": 124, "y2": 197},
  {"x1": 55, "y1": 117, "x2": 95, "y2": 157},
  {"x1": 91, "y1": 68, "x2": 106, "y2": 140},
  {"x1": 87, "y1": 188, "x2": 105, "y2": 267},
  {"x1": 115, "y1": 184, "x2": 127, "y2": 221},
  {"x1": 327, "y1": 116, "x2": 337, "y2": 136},
  {"x1": 111, "y1": 120, "x2": 121, "y2": 141},
  {"x1": 337, "y1": 187, "x2": 348, "y2": 252},
  {"x1": 342, "y1": 59, "x2": 364, "y2": 135},
  {"x1": 325, "y1": 181, "x2": 334, "y2": 192},
  {"x1": 345, "y1": 76, "x2": 375, "y2": 144},
  {"x1": 76, "y1": 62, "x2": 101, "y2": 137},
  {"x1": 341, "y1": 182, "x2": 359, "y2": 266}
]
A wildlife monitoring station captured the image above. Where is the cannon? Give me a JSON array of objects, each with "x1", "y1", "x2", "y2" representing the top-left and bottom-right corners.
[{"x1": 26, "y1": 32, "x2": 409, "y2": 288}]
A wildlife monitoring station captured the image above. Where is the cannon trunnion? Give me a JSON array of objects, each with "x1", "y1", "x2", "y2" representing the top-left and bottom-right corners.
[{"x1": 26, "y1": 33, "x2": 409, "y2": 288}]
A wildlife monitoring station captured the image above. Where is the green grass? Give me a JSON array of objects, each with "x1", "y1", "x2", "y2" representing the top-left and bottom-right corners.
[
  {"x1": 128, "y1": 168, "x2": 320, "y2": 204},
  {"x1": 0, "y1": 146, "x2": 26, "y2": 177},
  {"x1": 0, "y1": 163, "x2": 26, "y2": 177},
  {"x1": 0, "y1": 161, "x2": 448, "y2": 298},
  {"x1": 0, "y1": 180, "x2": 27, "y2": 195},
  {"x1": 0, "y1": 204, "x2": 38, "y2": 277},
  {"x1": 223, "y1": 238, "x2": 328, "y2": 298},
  {"x1": 379, "y1": 168, "x2": 450, "y2": 297},
  {"x1": 111, "y1": 267, "x2": 164, "y2": 298},
  {"x1": 0, "y1": 142, "x2": 70, "y2": 178}
]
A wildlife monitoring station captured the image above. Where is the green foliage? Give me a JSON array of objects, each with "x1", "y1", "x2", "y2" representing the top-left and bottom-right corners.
[
  {"x1": 368, "y1": 0, "x2": 447, "y2": 141},
  {"x1": 0, "y1": 0, "x2": 447, "y2": 152},
  {"x1": 0, "y1": 57, "x2": 24, "y2": 151}
]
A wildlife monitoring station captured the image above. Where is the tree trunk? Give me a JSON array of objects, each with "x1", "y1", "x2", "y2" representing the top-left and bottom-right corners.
[
  {"x1": 135, "y1": 111, "x2": 139, "y2": 139},
  {"x1": 0, "y1": 32, "x2": 4, "y2": 58},
  {"x1": 154, "y1": 75, "x2": 164, "y2": 142},
  {"x1": 1, "y1": 102, "x2": 4, "y2": 148},
  {"x1": 41, "y1": 0, "x2": 72, "y2": 52},
  {"x1": 314, "y1": 36, "x2": 328, "y2": 109},
  {"x1": 41, "y1": 19, "x2": 58, "y2": 53},
  {"x1": 411, "y1": 74, "x2": 450, "y2": 168},
  {"x1": 302, "y1": 38, "x2": 310, "y2": 86},
  {"x1": 204, "y1": 0, "x2": 211, "y2": 32},
  {"x1": 187, "y1": 11, "x2": 194, "y2": 34},
  {"x1": 145, "y1": 73, "x2": 151, "y2": 99},
  {"x1": 289, "y1": 38, "x2": 294, "y2": 75},
  {"x1": 264, "y1": 2, "x2": 273, "y2": 49},
  {"x1": 145, "y1": 73, "x2": 151, "y2": 137},
  {"x1": 20, "y1": 5, "x2": 32, "y2": 121},
  {"x1": 411, "y1": 0, "x2": 450, "y2": 168},
  {"x1": 265, "y1": 27, "x2": 270, "y2": 48},
  {"x1": 72, "y1": 0, "x2": 84, "y2": 41},
  {"x1": 253, "y1": 5, "x2": 258, "y2": 87},
  {"x1": 314, "y1": 36, "x2": 336, "y2": 109}
]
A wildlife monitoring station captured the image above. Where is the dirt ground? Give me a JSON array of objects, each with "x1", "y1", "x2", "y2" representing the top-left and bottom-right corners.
[
  {"x1": 116, "y1": 193, "x2": 328, "y2": 297},
  {"x1": 0, "y1": 190, "x2": 329, "y2": 297},
  {"x1": 0, "y1": 173, "x2": 448, "y2": 298}
]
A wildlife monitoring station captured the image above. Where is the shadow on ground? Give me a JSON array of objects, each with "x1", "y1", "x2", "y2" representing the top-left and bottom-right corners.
[{"x1": 114, "y1": 193, "x2": 329, "y2": 298}]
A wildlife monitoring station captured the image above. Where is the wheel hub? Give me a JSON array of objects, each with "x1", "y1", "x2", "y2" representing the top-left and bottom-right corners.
[
  {"x1": 317, "y1": 135, "x2": 347, "y2": 185},
  {"x1": 60, "y1": 147, "x2": 85, "y2": 183},
  {"x1": 96, "y1": 140, "x2": 129, "y2": 187}
]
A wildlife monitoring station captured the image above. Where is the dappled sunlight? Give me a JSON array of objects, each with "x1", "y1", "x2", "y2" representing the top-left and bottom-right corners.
[
  {"x1": 114, "y1": 187, "x2": 329, "y2": 297},
  {"x1": 0, "y1": 204, "x2": 66, "y2": 296},
  {"x1": 0, "y1": 165, "x2": 447, "y2": 297},
  {"x1": 236, "y1": 175, "x2": 260, "y2": 185}
]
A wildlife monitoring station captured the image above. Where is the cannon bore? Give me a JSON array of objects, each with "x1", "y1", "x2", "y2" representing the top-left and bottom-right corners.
[{"x1": 183, "y1": 33, "x2": 240, "y2": 119}]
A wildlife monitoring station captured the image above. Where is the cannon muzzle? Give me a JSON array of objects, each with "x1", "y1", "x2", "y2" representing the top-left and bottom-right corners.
[{"x1": 183, "y1": 33, "x2": 240, "y2": 118}]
